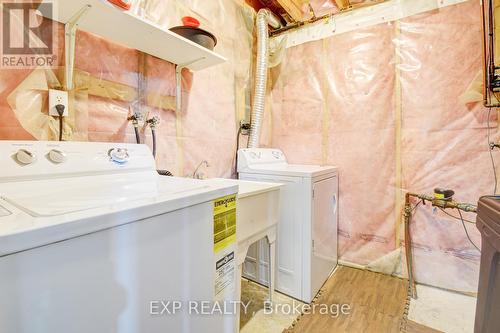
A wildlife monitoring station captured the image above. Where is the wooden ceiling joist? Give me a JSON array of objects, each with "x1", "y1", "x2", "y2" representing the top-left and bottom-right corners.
[
  {"x1": 274, "y1": 0, "x2": 304, "y2": 22},
  {"x1": 334, "y1": 0, "x2": 351, "y2": 11}
]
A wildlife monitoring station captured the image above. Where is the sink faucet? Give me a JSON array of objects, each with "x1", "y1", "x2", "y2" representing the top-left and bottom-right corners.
[{"x1": 191, "y1": 160, "x2": 210, "y2": 179}]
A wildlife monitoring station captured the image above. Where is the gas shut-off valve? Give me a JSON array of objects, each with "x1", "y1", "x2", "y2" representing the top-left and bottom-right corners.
[{"x1": 408, "y1": 188, "x2": 477, "y2": 213}]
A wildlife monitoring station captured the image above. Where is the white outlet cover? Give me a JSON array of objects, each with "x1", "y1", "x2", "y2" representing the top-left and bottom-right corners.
[{"x1": 48, "y1": 89, "x2": 69, "y2": 116}]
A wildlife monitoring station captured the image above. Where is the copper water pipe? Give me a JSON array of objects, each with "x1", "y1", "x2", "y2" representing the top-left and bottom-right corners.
[
  {"x1": 404, "y1": 193, "x2": 417, "y2": 298},
  {"x1": 409, "y1": 192, "x2": 477, "y2": 213},
  {"x1": 403, "y1": 192, "x2": 477, "y2": 300},
  {"x1": 481, "y1": 0, "x2": 489, "y2": 106}
]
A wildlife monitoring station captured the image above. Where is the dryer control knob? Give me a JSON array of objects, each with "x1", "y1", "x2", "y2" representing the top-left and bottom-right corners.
[
  {"x1": 48, "y1": 149, "x2": 67, "y2": 164},
  {"x1": 109, "y1": 148, "x2": 129, "y2": 164},
  {"x1": 15, "y1": 149, "x2": 37, "y2": 165}
]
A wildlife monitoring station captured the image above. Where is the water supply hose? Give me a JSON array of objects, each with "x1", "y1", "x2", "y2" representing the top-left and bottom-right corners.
[
  {"x1": 127, "y1": 109, "x2": 141, "y2": 144},
  {"x1": 146, "y1": 116, "x2": 159, "y2": 158},
  {"x1": 134, "y1": 127, "x2": 140, "y2": 144},
  {"x1": 247, "y1": 9, "x2": 282, "y2": 148},
  {"x1": 157, "y1": 169, "x2": 173, "y2": 176},
  {"x1": 151, "y1": 128, "x2": 157, "y2": 158}
]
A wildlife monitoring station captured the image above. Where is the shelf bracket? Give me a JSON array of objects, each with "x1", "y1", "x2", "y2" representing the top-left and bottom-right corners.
[
  {"x1": 174, "y1": 57, "x2": 203, "y2": 178},
  {"x1": 64, "y1": 4, "x2": 91, "y2": 91},
  {"x1": 175, "y1": 57, "x2": 204, "y2": 114}
]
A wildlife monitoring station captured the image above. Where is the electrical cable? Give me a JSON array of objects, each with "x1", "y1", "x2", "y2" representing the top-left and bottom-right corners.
[
  {"x1": 487, "y1": 107, "x2": 498, "y2": 194},
  {"x1": 412, "y1": 199, "x2": 480, "y2": 251},
  {"x1": 457, "y1": 209, "x2": 481, "y2": 252},
  {"x1": 58, "y1": 117, "x2": 63, "y2": 141},
  {"x1": 411, "y1": 199, "x2": 422, "y2": 213},
  {"x1": 234, "y1": 125, "x2": 242, "y2": 178},
  {"x1": 55, "y1": 104, "x2": 65, "y2": 141},
  {"x1": 438, "y1": 207, "x2": 476, "y2": 224}
]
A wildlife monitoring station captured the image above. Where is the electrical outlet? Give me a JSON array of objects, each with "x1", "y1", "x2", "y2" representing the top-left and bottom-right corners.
[{"x1": 48, "y1": 89, "x2": 69, "y2": 116}]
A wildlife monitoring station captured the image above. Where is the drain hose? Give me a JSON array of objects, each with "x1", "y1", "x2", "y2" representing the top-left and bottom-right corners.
[{"x1": 248, "y1": 9, "x2": 282, "y2": 148}]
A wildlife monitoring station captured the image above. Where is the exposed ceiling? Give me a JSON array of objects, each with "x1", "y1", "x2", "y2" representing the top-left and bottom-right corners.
[{"x1": 246, "y1": 0, "x2": 386, "y2": 25}]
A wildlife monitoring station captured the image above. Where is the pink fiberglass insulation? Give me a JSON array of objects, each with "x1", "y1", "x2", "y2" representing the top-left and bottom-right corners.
[
  {"x1": 268, "y1": 1, "x2": 495, "y2": 293},
  {"x1": 308, "y1": 0, "x2": 340, "y2": 17},
  {"x1": 324, "y1": 22, "x2": 397, "y2": 267},
  {"x1": 135, "y1": 0, "x2": 253, "y2": 177},
  {"x1": 307, "y1": 0, "x2": 377, "y2": 18},
  {"x1": 0, "y1": 0, "x2": 254, "y2": 178},
  {"x1": 398, "y1": 1, "x2": 496, "y2": 292},
  {"x1": 267, "y1": 22, "x2": 397, "y2": 266}
]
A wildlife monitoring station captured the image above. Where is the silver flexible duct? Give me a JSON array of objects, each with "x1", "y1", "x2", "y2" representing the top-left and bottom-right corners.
[{"x1": 248, "y1": 9, "x2": 282, "y2": 148}]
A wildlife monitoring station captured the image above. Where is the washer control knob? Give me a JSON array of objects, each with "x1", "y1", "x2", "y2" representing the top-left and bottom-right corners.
[
  {"x1": 109, "y1": 148, "x2": 129, "y2": 164},
  {"x1": 15, "y1": 149, "x2": 37, "y2": 165},
  {"x1": 48, "y1": 149, "x2": 67, "y2": 164}
]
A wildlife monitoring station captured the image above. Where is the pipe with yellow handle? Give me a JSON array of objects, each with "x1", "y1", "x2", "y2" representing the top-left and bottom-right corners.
[{"x1": 404, "y1": 189, "x2": 477, "y2": 299}]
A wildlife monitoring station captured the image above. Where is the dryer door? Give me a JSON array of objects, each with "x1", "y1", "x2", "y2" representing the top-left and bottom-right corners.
[{"x1": 311, "y1": 175, "x2": 338, "y2": 297}]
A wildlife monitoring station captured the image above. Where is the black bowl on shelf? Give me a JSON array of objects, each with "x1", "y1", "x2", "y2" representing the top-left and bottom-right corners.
[{"x1": 169, "y1": 26, "x2": 217, "y2": 50}]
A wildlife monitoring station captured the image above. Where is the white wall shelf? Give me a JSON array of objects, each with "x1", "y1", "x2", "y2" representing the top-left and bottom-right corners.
[{"x1": 41, "y1": 0, "x2": 227, "y2": 71}]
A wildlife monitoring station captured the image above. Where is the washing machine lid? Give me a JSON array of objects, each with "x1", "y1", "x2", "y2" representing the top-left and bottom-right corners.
[
  {"x1": 0, "y1": 141, "x2": 240, "y2": 257},
  {"x1": 240, "y1": 163, "x2": 337, "y2": 178},
  {"x1": 0, "y1": 172, "x2": 161, "y2": 217}
]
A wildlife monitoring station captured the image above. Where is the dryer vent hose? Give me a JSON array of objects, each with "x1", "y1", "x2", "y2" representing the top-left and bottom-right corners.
[{"x1": 248, "y1": 9, "x2": 281, "y2": 148}]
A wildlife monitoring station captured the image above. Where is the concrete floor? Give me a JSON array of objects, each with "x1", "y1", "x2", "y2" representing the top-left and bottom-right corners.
[
  {"x1": 239, "y1": 278, "x2": 303, "y2": 333},
  {"x1": 408, "y1": 285, "x2": 476, "y2": 333}
]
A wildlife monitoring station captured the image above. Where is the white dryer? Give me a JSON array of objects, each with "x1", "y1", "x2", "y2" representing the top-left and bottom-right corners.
[{"x1": 238, "y1": 148, "x2": 338, "y2": 303}]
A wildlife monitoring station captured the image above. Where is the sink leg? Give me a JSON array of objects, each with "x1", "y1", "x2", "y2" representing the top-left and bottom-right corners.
[{"x1": 266, "y1": 240, "x2": 276, "y2": 310}]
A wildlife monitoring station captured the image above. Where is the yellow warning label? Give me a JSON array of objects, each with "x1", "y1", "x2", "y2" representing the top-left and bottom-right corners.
[{"x1": 213, "y1": 194, "x2": 237, "y2": 253}]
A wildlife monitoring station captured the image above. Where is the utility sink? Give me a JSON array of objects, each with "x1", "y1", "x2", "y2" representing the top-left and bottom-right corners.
[
  {"x1": 204, "y1": 178, "x2": 282, "y2": 263},
  {"x1": 205, "y1": 178, "x2": 282, "y2": 323}
]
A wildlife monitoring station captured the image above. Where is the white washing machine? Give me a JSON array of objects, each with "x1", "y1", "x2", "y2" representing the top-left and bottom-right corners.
[
  {"x1": 0, "y1": 141, "x2": 239, "y2": 333},
  {"x1": 238, "y1": 148, "x2": 338, "y2": 303}
]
